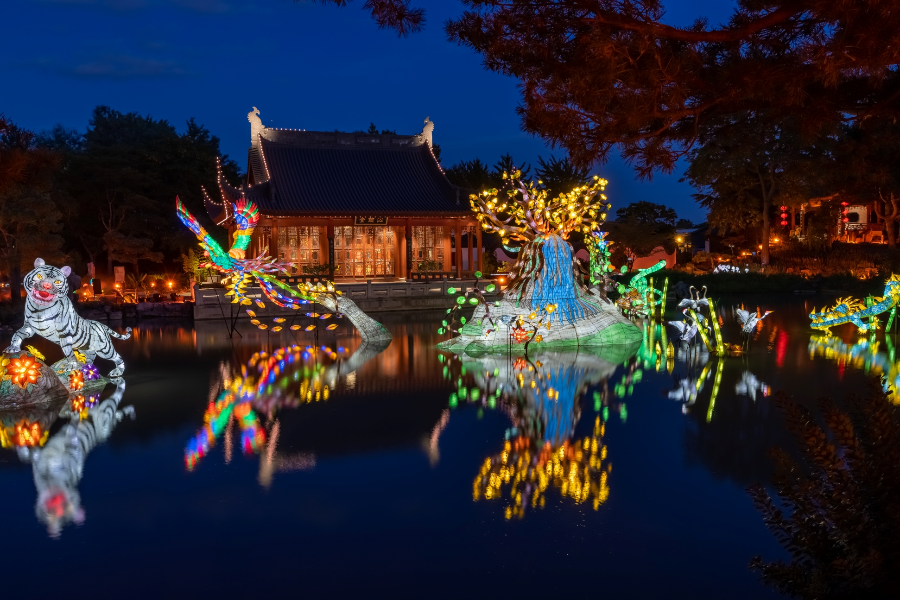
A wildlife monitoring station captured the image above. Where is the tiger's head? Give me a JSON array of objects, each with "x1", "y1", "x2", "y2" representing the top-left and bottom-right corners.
[{"x1": 25, "y1": 258, "x2": 71, "y2": 306}]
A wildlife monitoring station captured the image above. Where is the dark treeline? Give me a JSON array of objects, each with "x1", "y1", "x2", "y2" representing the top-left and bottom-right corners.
[{"x1": 0, "y1": 107, "x2": 240, "y2": 302}]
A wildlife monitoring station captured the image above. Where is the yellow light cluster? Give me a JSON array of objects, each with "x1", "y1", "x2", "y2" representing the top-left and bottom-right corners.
[
  {"x1": 470, "y1": 173, "x2": 611, "y2": 243},
  {"x1": 473, "y1": 416, "x2": 610, "y2": 519}
]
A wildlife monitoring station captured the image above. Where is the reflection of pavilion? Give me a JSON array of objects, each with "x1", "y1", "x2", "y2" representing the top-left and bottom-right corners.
[
  {"x1": 447, "y1": 343, "x2": 639, "y2": 519},
  {"x1": 0, "y1": 380, "x2": 131, "y2": 537}
]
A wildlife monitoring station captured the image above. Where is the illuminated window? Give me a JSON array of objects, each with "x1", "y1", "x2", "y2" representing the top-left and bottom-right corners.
[
  {"x1": 412, "y1": 226, "x2": 444, "y2": 268},
  {"x1": 334, "y1": 226, "x2": 395, "y2": 277},
  {"x1": 279, "y1": 226, "x2": 320, "y2": 273}
]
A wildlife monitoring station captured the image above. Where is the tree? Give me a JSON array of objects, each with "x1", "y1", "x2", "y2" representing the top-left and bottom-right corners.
[
  {"x1": 492, "y1": 153, "x2": 530, "y2": 181},
  {"x1": 615, "y1": 201, "x2": 676, "y2": 227},
  {"x1": 833, "y1": 118, "x2": 900, "y2": 247},
  {"x1": 319, "y1": 1, "x2": 900, "y2": 178},
  {"x1": 535, "y1": 155, "x2": 590, "y2": 198},
  {"x1": 676, "y1": 218, "x2": 697, "y2": 229},
  {"x1": 366, "y1": 122, "x2": 396, "y2": 135},
  {"x1": 0, "y1": 117, "x2": 56, "y2": 196},
  {"x1": 0, "y1": 185, "x2": 67, "y2": 305},
  {"x1": 444, "y1": 158, "x2": 493, "y2": 191},
  {"x1": 605, "y1": 201, "x2": 677, "y2": 268},
  {"x1": 0, "y1": 118, "x2": 64, "y2": 304},
  {"x1": 42, "y1": 106, "x2": 237, "y2": 277},
  {"x1": 683, "y1": 114, "x2": 827, "y2": 264}
]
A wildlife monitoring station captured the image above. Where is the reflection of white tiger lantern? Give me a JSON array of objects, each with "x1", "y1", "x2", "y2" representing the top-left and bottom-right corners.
[{"x1": 4, "y1": 259, "x2": 132, "y2": 377}]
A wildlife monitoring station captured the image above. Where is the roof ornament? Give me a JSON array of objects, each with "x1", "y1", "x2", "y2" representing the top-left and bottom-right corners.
[
  {"x1": 248, "y1": 107, "x2": 264, "y2": 147},
  {"x1": 412, "y1": 116, "x2": 434, "y2": 148}
]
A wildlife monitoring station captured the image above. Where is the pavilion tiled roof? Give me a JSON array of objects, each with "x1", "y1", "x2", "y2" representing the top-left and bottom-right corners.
[{"x1": 229, "y1": 128, "x2": 468, "y2": 216}]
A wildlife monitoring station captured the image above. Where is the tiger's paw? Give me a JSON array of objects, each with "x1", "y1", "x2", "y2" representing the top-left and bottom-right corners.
[
  {"x1": 3, "y1": 345, "x2": 21, "y2": 354},
  {"x1": 107, "y1": 367, "x2": 124, "y2": 377}
]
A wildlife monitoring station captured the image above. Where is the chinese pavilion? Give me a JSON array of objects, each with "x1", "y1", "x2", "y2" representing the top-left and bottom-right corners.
[{"x1": 204, "y1": 108, "x2": 481, "y2": 281}]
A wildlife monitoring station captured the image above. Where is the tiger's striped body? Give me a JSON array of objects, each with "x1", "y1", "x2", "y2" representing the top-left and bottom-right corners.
[{"x1": 4, "y1": 259, "x2": 132, "y2": 376}]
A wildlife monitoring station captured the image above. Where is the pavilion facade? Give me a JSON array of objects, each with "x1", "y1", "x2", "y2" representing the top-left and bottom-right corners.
[{"x1": 204, "y1": 109, "x2": 481, "y2": 281}]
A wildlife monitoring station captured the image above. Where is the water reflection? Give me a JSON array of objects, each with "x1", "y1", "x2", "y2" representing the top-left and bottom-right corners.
[
  {"x1": 444, "y1": 342, "x2": 640, "y2": 519},
  {"x1": 185, "y1": 340, "x2": 391, "y2": 485},
  {"x1": 807, "y1": 334, "x2": 900, "y2": 399},
  {"x1": 0, "y1": 380, "x2": 130, "y2": 537}
]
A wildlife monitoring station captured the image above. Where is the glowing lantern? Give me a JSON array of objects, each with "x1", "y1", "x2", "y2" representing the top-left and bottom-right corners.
[
  {"x1": 7, "y1": 355, "x2": 40, "y2": 388},
  {"x1": 68, "y1": 370, "x2": 84, "y2": 391}
]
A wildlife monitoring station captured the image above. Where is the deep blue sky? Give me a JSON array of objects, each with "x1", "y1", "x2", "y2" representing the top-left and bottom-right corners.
[{"x1": 4, "y1": 0, "x2": 734, "y2": 223}]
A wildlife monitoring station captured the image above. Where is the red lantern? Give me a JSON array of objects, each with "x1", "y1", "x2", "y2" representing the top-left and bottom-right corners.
[
  {"x1": 780, "y1": 221, "x2": 788, "y2": 226},
  {"x1": 842, "y1": 218, "x2": 849, "y2": 223},
  {"x1": 841, "y1": 201, "x2": 849, "y2": 206}
]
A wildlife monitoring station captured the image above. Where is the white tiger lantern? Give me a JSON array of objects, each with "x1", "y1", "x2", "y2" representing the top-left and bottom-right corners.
[{"x1": 4, "y1": 259, "x2": 132, "y2": 377}]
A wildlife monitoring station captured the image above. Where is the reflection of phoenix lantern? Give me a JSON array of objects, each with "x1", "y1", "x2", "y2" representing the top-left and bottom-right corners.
[{"x1": 184, "y1": 342, "x2": 382, "y2": 472}]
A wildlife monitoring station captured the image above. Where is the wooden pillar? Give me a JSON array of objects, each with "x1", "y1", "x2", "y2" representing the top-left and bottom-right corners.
[
  {"x1": 467, "y1": 225, "x2": 474, "y2": 277},
  {"x1": 393, "y1": 225, "x2": 402, "y2": 280},
  {"x1": 405, "y1": 218, "x2": 413, "y2": 280},
  {"x1": 443, "y1": 222, "x2": 452, "y2": 272},
  {"x1": 327, "y1": 220, "x2": 335, "y2": 280},
  {"x1": 271, "y1": 221, "x2": 279, "y2": 261},
  {"x1": 476, "y1": 225, "x2": 483, "y2": 274},
  {"x1": 455, "y1": 222, "x2": 462, "y2": 279}
]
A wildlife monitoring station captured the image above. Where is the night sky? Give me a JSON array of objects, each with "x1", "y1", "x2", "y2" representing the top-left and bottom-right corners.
[{"x1": 4, "y1": 0, "x2": 733, "y2": 223}]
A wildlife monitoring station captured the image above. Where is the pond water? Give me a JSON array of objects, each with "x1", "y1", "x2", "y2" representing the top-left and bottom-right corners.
[{"x1": 0, "y1": 296, "x2": 889, "y2": 598}]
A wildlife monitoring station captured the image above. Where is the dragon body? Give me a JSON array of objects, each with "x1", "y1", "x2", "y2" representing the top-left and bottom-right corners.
[
  {"x1": 616, "y1": 260, "x2": 666, "y2": 317},
  {"x1": 809, "y1": 275, "x2": 900, "y2": 334}
]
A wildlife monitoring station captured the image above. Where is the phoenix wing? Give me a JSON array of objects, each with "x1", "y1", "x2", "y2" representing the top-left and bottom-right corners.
[
  {"x1": 735, "y1": 309, "x2": 751, "y2": 326},
  {"x1": 176, "y1": 196, "x2": 232, "y2": 271}
]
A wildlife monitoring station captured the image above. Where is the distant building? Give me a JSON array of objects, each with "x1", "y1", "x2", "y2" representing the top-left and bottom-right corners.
[
  {"x1": 204, "y1": 108, "x2": 480, "y2": 281},
  {"x1": 797, "y1": 200, "x2": 885, "y2": 244}
]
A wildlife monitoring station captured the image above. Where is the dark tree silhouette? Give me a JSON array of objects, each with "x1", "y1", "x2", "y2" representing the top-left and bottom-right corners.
[
  {"x1": 749, "y1": 384, "x2": 900, "y2": 599},
  {"x1": 318, "y1": 1, "x2": 900, "y2": 178}
]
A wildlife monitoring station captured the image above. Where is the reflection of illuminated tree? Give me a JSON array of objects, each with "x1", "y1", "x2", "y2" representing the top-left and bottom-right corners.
[
  {"x1": 474, "y1": 417, "x2": 610, "y2": 519},
  {"x1": 444, "y1": 343, "x2": 639, "y2": 519}
]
